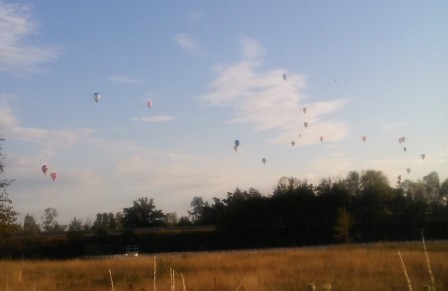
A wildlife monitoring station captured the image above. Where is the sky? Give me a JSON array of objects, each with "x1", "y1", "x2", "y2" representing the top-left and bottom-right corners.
[{"x1": 1, "y1": 1, "x2": 447, "y2": 225}]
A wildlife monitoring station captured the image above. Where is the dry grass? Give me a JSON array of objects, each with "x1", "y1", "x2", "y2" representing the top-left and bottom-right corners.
[{"x1": 0, "y1": 241, "x2": 447, "y2": 291}]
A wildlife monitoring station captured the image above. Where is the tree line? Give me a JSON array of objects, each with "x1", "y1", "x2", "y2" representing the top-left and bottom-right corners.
[{"x1": 1, "y1": 136, "x2": 448, "y2": 258}]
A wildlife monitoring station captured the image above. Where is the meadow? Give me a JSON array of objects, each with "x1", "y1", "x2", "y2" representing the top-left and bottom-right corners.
[{"x1": 0, "y1": 241, "x2": 447, "y2": 291}]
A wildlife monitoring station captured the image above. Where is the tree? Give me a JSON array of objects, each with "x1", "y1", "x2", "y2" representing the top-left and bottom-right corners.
[
  {"x1": 122, "y1": 197, "x2": 166, "y2": 228},
  {"x1": 165, "y1": 212, "x2": 178, "y2": 226},
  {"x1": 334, "y1": 207, "x2": 354, "y2": 244},
  {"x1": 0, "y1": 137, "x2": 19, "y2": 236},
  {"x1": 68, "y1": 217, "x2": 83, "y2": 232},
  {"x1": 188, "y1": 196, "x2": 206, "y2": 224},
  {"x1": 23, "y1": 214, "x2": 40, "y2": 235},
  {"x1": 41, "y1": 207, "x2": 67, "y2": 232}
]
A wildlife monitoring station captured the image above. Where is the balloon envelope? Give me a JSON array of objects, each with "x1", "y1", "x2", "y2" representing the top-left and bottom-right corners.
[
  {"x1": 41, "y1": 165, "x2": 48, "y2": 175},
  {"x1": 320, "y1": 136, "x2": 323, "y2": 142},
  {"x1": 421, "y1": 154, "x2": 425, "y2": 160},
  {"x1": 291, "y1": 141, "x2": 295, "y2": 146},
  {"x1": 304, "y1": 122, "x2": 308, "y2": 128},
  {"x1": 50, "y1": 172, "x2": 56, "y2": 181},
  {"x1": 406, "y1": 168, "x2": 411, "y2": 174},
  {"x1": 283, "y1": 74, "x2": 286, "y2": 80},
  {"x1": 233, "y1": 145, "x2": 238, "y2": 152},
  {"x1": 147, "y1": 101, "x2": 152, "y2": 109},
  {"x1": 403, "y1": 147, "x2": 407, "y2": 152},
  {"x1": 235, "y1": 140, "x2": 240, "y2": 147},
  {"x1": 362, "y1": 136, "x2": 367, "y2": 142},
  {"x1": 303, "y1": 107, "x2": 306, "y2": 113},
  {"x1": 93, "y1": 92, "x2": 100, "y2": 103},
  {"x1": 262, "y1": 158, "x2": 266, "y2": 164}
]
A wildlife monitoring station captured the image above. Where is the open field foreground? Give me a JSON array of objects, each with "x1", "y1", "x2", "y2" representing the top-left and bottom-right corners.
[{"x1": 0, "y1": 241, "x2": 447, "y2": 291}]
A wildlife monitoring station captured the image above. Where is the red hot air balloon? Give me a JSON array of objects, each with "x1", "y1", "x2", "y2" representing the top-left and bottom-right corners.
[
  {"x1": 362, "y1": 136, "x2": 367, "y2": 142},
  {"x1": 50, "y1": 172, "x2": 56, "y2": 181},
  {"x1": 320, "y1": 136, "x2": 324, "y2": 142},
  {"x1": 42, "y1": 165, "x2": 48, "y2": 175},
  {"x1": 147, "y1": 100, "x2": 152, "y2": 109}
]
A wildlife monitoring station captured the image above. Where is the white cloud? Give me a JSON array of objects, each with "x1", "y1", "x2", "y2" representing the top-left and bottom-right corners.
[
  {"x1": 173, "y1": 33, "x2": 197, "y2": 51},
  {"x1": 108, "y1": 75, "x2": 144, "y2": 84},
  {"x1": 0, "y1": 3, "x2": 60, "y2": 71},
  {"x1": 133, "y1": 115, "x2": 175, "y2": 123},
  {"x1": 198, "y1": 38, "x2": 350, "y2": 144}
]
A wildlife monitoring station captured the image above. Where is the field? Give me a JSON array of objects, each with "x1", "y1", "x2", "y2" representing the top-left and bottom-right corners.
[{"x1": 0, "y1": 241, "x2": 447, "y2": 291}]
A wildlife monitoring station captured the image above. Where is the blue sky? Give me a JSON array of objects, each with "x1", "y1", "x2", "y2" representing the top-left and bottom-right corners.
[{"x1": 1, "y1": 1, "x2": 447, "y2": 225}]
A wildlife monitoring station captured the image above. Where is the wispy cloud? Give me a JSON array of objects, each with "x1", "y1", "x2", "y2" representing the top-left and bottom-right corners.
[
  {"x1": 382, "y1": 121, "x2": 406, "y2": 132},
  {"x1": 198, "y1": 38, "x2": 350, "y2": 144},
  {"x1": 108, "y1": 75, "x2": 144, "y2": 84},
  {"x1": 173, "y1": 33, "x2": 197, "y2": 51},
  {"x1": 133, "y1": 115, "x2": 175, "y2": 123},
  {"x1": 0, "y1": 3, "x2": 61, "y2": 71}
]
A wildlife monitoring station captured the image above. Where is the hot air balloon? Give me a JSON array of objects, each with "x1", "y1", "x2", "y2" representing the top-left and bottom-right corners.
[
  {"x1": 93, "y1": 92, "x2": 100, "y2": 103},
  {"x1": 406, "y1": 168, "x2": 411, "y2": 174},
  {"x1": 303, "y1": 107, "x2": 307, "y2": 114},
  {"x1": 41, "y1": 165, "x2": 48, "y2": 175},
  {"x1": 283, "y1": 74, "x2": 286, "y2": 80},
  {"x1": 362, "y1": 136, "x2": 367, "y2": 142},
  {"x1": 235, "y1": 140, "x2": 240, "y2": 147},
  {"x1": 262, "y1": 158, "x2": 266, "y2": 164},
  {"x1": 421, "y1": 154, "x2": 425, "y2": 160},
  {"x1": 320, "y1": 136, "x2": 324, "y2": 142},
  {"x1": 233, "y1": 145, "x2": 238, "y2": 152},
  {"x1": 299, "y1": 133, "x2": 302, "y2": 139},
  {"x1": 50, "y1": 172, "x2": 56, "y2": 181},
  {"x1": 403, "y1": 147, "x2": 407, "y2": 152},
  {"x1": 304, "y1": 122, "x2": 308, "y2": 128},
  {"x1": 147, "y1": 101, "x2": 152, "y2": 109},
  {"x1": 291, "y1": 141, "x2": 295, "y2": 146}
]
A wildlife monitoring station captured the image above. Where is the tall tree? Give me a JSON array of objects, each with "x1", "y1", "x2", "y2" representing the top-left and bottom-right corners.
[
  {"x1": 23, "y1": 214, "x2": 40, "y2": 235},
  {"x1": 41, "y1": 207, "x2": 66, "y2": 232},
  {"x1": 334, "y1": 207, "x2": 354, "y2": 244},
  {"x1": 122, "y1": 197, "x2": 166, "y2": 228},
  {"x1": 0, "y1": 137, "x2": 19, "y2": 236}
]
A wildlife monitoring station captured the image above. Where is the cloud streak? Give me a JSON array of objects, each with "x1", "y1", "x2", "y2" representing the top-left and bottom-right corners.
[
  {"x1": 173, "y1": 33, "x2": 197, "y2": 51},
  {"x1": 0, "y1": 3, "x2": 60, "y2": 71},
  {"x1": 198, "y1": 38, "x2": 350, "y2": 144},
  {"x1": 132, "y1": 115, "x2": 175, "y2": 123}
]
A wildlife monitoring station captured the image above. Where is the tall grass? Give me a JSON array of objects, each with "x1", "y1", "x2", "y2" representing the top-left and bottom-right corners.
[{"x1": 0, "y1": 241, "x2": 447, "y2": 290}]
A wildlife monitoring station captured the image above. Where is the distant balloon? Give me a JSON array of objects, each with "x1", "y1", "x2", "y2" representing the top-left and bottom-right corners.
[
  {"x1": 93, "y1": 92, "x2": 100, "y2": 103},
  {"x1": 41, "y1": 165, "x2": 48, "y2": 175},
  {"x1": 398, "y1": 136, "x2": 405, "y2": 144},
  {"x1": 235, "y1": 140, "x2": 240, "y2": 147},
  {"x1": 421, "y1": 154, "x2": 426, "y2": 160},
  {"x1": 299, "y1": 133, "x2": 302, "y2": 139},
  {"x1": 233, "y1": 145, "x2": 238, "y2": 152},
  {"x1": 362, "y1": 136, "x2": 367, "y2": 142},
  {"x1": 262, "y1": 158, "x2": 266, "y2": 164},
  {"x1": 304, "y1": 122, "x2": 308, "y2": 128},
  {"x1": 320, "y1": 136, "x2": 324, "y2": 143},
  {"x1": 291, "y1": 141, "x2": 295, "y2": 146},
  {"x1": 406, "y1": 168, "x2": 411, "y2": 174},
  {"x1": 283, "y1": 74, "x2": 286, "y2": 80},
  {"x1": 403, "y1": 147, "x2": 407, "y2": 152},
  {"x1": 50, "y1": 172, "x2": 56, "y2": 181},
  {"x1": 147, "y1": 100, "x2": 152, "y2": 109},
  {"x1": 303, "y1": 107, "x2": 307, "y2": 114}
]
